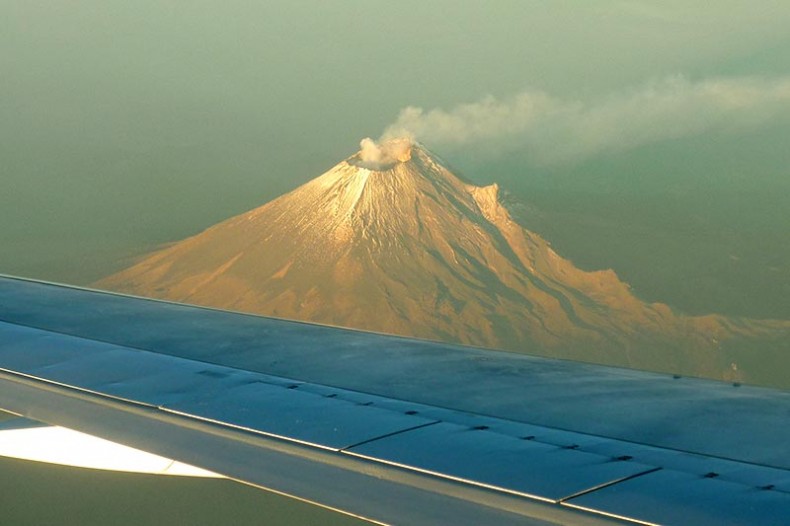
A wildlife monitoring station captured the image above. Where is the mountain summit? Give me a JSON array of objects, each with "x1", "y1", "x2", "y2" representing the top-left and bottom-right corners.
[{"x1": 97, "y1": 139, "x2": 789, "y2": 385}]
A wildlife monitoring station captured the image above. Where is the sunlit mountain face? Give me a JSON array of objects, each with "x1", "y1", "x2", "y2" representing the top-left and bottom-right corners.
[{"x1": 97, "y1": 139, "x2": 790, "y2": 387}]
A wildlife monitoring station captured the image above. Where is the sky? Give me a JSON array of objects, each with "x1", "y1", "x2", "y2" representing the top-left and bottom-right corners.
[
  {"x1": 2, "y1": 1, "x2": 789, "y2": 317},
  {"x1": 1, "y1": 3, "x2": 789, "y2": 523}
]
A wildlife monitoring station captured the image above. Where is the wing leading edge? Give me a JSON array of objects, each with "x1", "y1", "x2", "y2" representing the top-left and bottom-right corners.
[{"x1": 0, "y1": 275, "x2": 788, "y2": 525}]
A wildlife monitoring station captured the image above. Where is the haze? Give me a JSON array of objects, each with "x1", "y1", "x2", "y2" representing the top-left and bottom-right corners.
[
  {"x1": 3, "y1": 1, "x2": 789, "y2": 324},
  {"x1": 2, "y1": 2, "x2": 790, "y2": 524}
]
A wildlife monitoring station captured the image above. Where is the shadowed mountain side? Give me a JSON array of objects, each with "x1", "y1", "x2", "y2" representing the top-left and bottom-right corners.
[{"x1": 96, "y1": 141, "x2": 790, "y2": 387}]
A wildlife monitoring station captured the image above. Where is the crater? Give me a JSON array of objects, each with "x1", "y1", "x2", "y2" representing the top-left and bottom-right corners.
[{"x1": 350, "y1": 137, "x2": 412, "y2": 170}]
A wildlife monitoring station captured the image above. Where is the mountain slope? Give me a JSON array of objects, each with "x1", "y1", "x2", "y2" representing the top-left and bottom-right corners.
[{"x1": 97, "y1": 139, "x2": 790, "y2": 385}]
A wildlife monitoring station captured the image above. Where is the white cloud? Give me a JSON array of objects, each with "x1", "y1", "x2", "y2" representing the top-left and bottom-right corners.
[{"x1": 382, "y1": 75, "x2": 790, "y2": 165}]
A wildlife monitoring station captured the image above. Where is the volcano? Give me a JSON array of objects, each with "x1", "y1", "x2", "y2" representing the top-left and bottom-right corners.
[{"x1": 97, "y1": 139, "x2": 789, "y2": 385}]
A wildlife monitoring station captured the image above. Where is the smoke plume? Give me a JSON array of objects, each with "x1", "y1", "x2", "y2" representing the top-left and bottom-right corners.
[
  {"x1": 381, "y1": 75, "x2": 790, "y2": 164},
  {"x1": 358, "y1": 137, "x2": 413, "y2": 166}
]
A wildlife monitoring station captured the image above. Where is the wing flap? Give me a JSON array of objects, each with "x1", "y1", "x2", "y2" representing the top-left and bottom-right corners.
[
  {"x1": 565, "y1": 469, "x2": 790, "y2": 526},
  {"x1": 346, "y1": 421, "x2": 655, "y2": 502},
  {"x1": 0, "y1": 364, "x2": 614, "y2": 526}
]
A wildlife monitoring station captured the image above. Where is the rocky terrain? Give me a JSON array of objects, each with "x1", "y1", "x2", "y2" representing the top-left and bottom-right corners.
[{"x1": 97, "y1": 139, "x2": 790, "y2": 386}]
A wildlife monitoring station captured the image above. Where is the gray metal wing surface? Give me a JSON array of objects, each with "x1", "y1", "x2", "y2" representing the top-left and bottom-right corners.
[{"x1": 0, "y1": 275, "x2": 788, "y2": 525}]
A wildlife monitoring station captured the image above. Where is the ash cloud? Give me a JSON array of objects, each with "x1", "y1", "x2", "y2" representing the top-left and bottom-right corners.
[{"x1": 382, "y1": 75, "x2": 790, "y2": 164}]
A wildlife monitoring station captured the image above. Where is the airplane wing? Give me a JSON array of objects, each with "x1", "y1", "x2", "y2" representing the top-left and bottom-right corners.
[{"x1": 0, "y1": 274, "x2": 788, "y2": 525}]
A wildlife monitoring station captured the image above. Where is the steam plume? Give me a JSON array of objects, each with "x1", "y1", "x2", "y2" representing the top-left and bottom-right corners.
[
  {"x1": 358, "y1": 137, "x2": 412, "y2": 165},
  {"x1": 382, "y1": 75, "x2": 790, "y2": 164}
]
